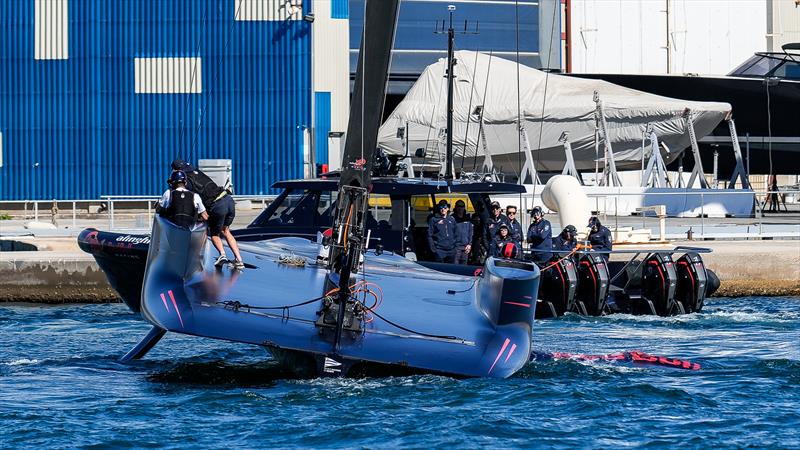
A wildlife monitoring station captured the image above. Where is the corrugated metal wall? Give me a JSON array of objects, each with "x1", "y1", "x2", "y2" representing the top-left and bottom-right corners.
[
  {"x1": 768, "y1": 0, "x2": 800, "y2": 52},
  {"x1": 0, "y1": 0, "x2": 312, "y2": 200}
]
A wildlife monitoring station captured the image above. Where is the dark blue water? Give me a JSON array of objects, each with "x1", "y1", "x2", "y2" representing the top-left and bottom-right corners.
[{"x1": 2, "y1": 297, "x2": 798, "y2": 449}]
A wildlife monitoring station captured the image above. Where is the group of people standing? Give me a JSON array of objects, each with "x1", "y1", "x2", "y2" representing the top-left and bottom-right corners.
[
  {"x1": 157, "y1": 159, "x2": 245, "y2": 270},
  {"x1": 427, "y1": 198, "x2": 613, "y2": 266}
]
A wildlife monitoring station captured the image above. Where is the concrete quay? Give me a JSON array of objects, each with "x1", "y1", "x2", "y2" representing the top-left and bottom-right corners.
[{"x1": 1, "y1": 233, "x2": 798, "y2": 303}]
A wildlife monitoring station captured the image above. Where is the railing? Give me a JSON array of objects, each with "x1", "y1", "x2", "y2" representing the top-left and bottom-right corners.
[
  {"x1": 510, "y1": 189, "x2": 800, "y2": 241},
  {"x1": 0, "y1": 195, "x2": 277, "y2": 231}
]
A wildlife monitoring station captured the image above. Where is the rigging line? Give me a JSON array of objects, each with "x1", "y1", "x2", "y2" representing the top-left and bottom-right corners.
[
  {"x1": 459, "y1": 48, "x2": 481, "y2": 173},
  {"x1": 532, "y1": 0, "x2": 560, "y2": 195},
  {"x1": 360, "y1": 0, "x2": 366, "y2": 165},
  {"x1": 472, "y1": 49, "x2": 493, "y2": 171},
  {"x1": 363, "y1": 305, "x2": 462, "y2": 341},
  {"x1": 766, "y1": 80, "x2": 774, "y2": 178},
  {"x1": 178, "y1": 1, "x2": 207, "y2": 159},
  {"x1": 189, "y1": 0, "x2": 244, "y2": 157},
  {"x1": 515, "y1": 0, "x2": 522, "y2": 186},
  {"x1": 421, "y1": 62, "x2": 446, "y2": 171}
]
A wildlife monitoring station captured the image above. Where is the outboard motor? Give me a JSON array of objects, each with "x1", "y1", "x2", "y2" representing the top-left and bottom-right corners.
[
  {"x1": 574, "y1": 253, "x2": 610, "y2": 316},
  {"x1": 536, "y1": 256, "x2": 578, "y2": 319},
  {"x1": 675, "y1": 252, "x2": 708, "y2": 313},
  {"x1": 641, "y1": 253, "x2": 679, "y2": 316}
]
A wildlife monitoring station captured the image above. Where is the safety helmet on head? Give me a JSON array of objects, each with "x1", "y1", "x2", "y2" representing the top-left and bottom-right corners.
[
  {"x1": 437, "y1": 199, "x2": 450, "y2": 210},
  {"x1": 498, "y1": 223, "x2": 509, "y2": 231},
  {"x1": 564, "y1": 225, "x2": 577, "y2": 235},
  {"x1": 531, "y1": 206, "x2": 543, "y2": 219},
  {"x1": 454, "y1": 199, "x2": 466, "y2": 208},
  {"x1": 169, "y1": 170, "x2": 187, "y2": 187},
  {"x1": 501, "y1": 242, "x2": 518, "y2": 259}
]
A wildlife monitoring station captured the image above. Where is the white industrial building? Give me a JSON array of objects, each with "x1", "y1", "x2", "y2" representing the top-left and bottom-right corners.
[{"x1": 567, "y1": 0, "x2": 800, "y2": 75}]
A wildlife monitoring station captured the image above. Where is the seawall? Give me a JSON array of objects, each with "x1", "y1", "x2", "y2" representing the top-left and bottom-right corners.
[{"x1": 1, "y1": 237, "x2": 798, "y2": 303}]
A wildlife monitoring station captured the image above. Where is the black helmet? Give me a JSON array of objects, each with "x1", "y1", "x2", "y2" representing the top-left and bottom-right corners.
[
  {"x1": 169, "y1": 170, "x2": 187, "y2": 187},
  {"x1": 564, "y1": 225, "x2": 577, "y2": 235},
  {"x1": 531, "y1": 206, "x2": 543, "y2": 219},
  {"x1": 454, "y1": 199, "x2": 466, "y2": 208},
  {"x1": 588, "y1": 216, "x2": 601, "y2": 228},
  {"x1": 171, "y1": 159, "x2": 190, "y2": 171}
]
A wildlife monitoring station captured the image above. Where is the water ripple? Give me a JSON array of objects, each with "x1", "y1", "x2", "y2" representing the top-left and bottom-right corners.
[{"x1": 1, "y1": 297, "x2": 798, "y2": 449}]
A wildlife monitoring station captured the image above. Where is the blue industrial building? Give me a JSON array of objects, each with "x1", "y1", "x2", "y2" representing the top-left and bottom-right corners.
[
  {"x1": 0, "y1": 0, "x2": 321, "y2": 200},
  {"x1": 0, "y1": 0, "x2": 554, "y2": 200}
]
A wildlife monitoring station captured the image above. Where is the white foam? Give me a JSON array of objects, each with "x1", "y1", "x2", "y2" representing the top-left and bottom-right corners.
[{"x1": 4, "y1": 358, "x2": 40, "y2": 366}]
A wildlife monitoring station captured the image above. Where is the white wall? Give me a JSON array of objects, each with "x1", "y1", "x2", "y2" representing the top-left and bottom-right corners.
[
  {"x1": 312, "y1": 0, "x2": 349, "y2": 170},
  {"x1": 570, "y1": 0, "x2": 768, "y2": 75},
  {"x1": 768, "y1": 0, "x2": 800, "y2": 51}
]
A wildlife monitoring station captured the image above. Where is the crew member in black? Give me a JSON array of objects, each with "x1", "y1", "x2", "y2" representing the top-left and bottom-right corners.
[
  {"x1": 526, "y1": 206, "x2": 553, "y2": 263},
  {"x1": 553, "y1": 225, "x2": 578, "y2": 253},
  {"x1": 157, "y1": 171, "x2": 207, "y2": 228},
  {"x1": 491, "y1": 224, "x2": 520, "y2": 259},
  {"x1": 171, "y1": 159, "x2": 244, "y2": 270},
  {"x1": 469, "y1": 201, "x2": 488, "y2": 265},
  {"x1": 505, "y1": 205, "x2": 524, "y2": 248},
  {"x1": 588, "y1": 216, "x2": 613, "y2": 258},
  {"x1": 484, "y1": 201, "x2": 509, "y2": 253},
  {"x1": 453, "y1": 200, "x2": 473, "y2": 265},
  {"x1": 427, "y1": 200, "x2": 457, "y2": 263}
]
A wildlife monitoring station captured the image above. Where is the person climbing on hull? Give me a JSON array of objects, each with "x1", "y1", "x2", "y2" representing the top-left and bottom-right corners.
[
  {"x1": 157, "y1": 171, "x2": 208, "y2": 228},
  {"x1": 171, "y1": 159, "x2": 245, "y2": 270}
]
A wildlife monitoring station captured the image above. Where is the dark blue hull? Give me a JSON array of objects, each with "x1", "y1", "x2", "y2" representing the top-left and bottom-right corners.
[{"x1": 139, "y1": 216, "x2": 540, "y2": 378}]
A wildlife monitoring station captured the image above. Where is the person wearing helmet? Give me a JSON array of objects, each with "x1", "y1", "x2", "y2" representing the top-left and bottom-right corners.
[
  {"x1": 490, "y1": 223, "x2": 519, "y2": 259},
  {"x1": 427, "y1": 200, "x2": 457, "y2": 263},
  {"x1": 588, "y1": 216, "x2": 612, "y2": 257},
  {"x1": 553, "y1": 225, "x2": 578, "y2": 253},
  {"x1": 452, "y1": 200, "x2": 473, "y2": 265},
  {"x1": 157, "y1": 170, "x2": 208, "y2": 229},
  {"x1": 505, "y1": 205, "x2": 524, "y2": 248},
  {"x1": 526, "y1": 206, "x2": 553, "y2": 263},
  {"x1": 171, "y1": 159, "x2": 244, "y2": 270},
  {"x1": 484, "y1": 200, "x2": 509, "y2": 254}
]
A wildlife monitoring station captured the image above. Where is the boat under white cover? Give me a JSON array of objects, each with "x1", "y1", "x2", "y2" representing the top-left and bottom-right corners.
[{"x1": 378, "y1": 51, "x2": 732, "y2": 174}]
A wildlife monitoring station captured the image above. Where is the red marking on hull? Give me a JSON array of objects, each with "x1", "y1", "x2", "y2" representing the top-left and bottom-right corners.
[
  {"x1": 503, "y1": 301, "x2": 531, "y2": 308},
  {"x1": 488, "y1": 338, "x2": 511, "y2": 374},
  {"x1": 167, "y1": 290, "x2": 184, "y2": 328},
  {"x1": 160, "y1": 293, "x2": 169, "y2": 312},
  {"x1": 504, "y1": 343, "x2": 518, "y2": 363}
]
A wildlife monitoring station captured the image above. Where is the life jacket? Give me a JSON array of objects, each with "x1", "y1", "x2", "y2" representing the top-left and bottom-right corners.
[
  {"x1": 184, "y1": 169, "x2": 224, "y2": 209},
  {"x1": 166, "y1": 189, "x2": 197, "y2": 228}
]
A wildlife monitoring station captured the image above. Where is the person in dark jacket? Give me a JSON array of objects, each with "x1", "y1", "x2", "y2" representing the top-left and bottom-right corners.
[
  {"x1": 427, "y1": 200, "x2": 457, "y2": 263},
  {"x1": 453, "y1": 200, "x2": 473, "y2": 265},
  {"x1": 588, "y1": 216, "x2": 613, "y2": 258},
  {"x1": 157, "y1": 171, "x2": 208, "y2": 228},
  {"x1": 553, "y1": 225, "x2": 578, "y2": 253},
  {"x1": 526, "y1": 206, "x2": 553, "y2": 263},
  {"x1": 172, "y1": 159, "x2": 244, "y2": 270},
  {"x1": 491, "y1": 224, "x2": 520, "y2": 259},
  {"x1": 505, "y1": 205, "x2": 524, "y2": 247},
  {"x1": 484, "y1": 201, "x2": 509, "y2": 253}
]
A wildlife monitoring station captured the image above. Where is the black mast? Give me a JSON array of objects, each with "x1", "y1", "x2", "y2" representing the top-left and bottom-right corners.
[
  {"x1": 445, "y1": 6, "x2": 456, "y2": 181},
  {"x1": 324, "y1": 0, "x2": 401, "y2": 354}
]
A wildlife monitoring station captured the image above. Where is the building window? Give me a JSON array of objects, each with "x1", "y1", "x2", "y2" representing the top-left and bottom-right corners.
[
  {"x1": 34, "y1": 0, "x2": 69, "y2": 60},
  {"x1": 235, "y1": 0, "x2": 302, "y2": 21},
  {"x1": 134, "y1": 57, "x2": 202, "y2": 94}
]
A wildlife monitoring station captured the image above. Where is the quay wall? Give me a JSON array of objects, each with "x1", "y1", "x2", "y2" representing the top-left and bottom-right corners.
[{"x1": 0, "y1": 239, "x2": 798, "y2": 303}]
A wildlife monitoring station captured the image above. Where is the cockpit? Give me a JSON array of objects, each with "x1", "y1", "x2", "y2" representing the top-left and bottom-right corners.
[{"x1": 728, "y1": 43, "x2": 800, "y2": 80}]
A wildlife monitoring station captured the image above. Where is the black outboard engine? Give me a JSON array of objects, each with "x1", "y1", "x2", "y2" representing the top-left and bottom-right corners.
[
  {"x1": 641, "y1": 253, "x2": 679, "y2": 316},
  {"x1": 574, "y1": 253, "x2": 610, "y2": 316},
  {"x1": 536, "y1": 256, "x2": 578, "y2": 319},
  {"x1": 674, "y1": 252, "x2": 708, "y2": 313}
]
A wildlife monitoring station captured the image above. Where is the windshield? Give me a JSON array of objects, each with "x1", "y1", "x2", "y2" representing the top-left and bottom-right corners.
[
  {"x1": 250, "y1": 189, "x2": 320, "y2": 228},
  {"x1": 728, "y1": 53, "x2": 800, "y2": 79}
]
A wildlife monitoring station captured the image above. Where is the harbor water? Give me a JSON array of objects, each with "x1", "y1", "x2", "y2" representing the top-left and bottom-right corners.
[{"x1": 1, "y1": 297, "x2": 798, "y2": 448}]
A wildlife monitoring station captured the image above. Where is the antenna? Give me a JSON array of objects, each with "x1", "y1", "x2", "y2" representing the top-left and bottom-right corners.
[{"x1": 434, "y1": 5, "x2": 478, "y2": 182}]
